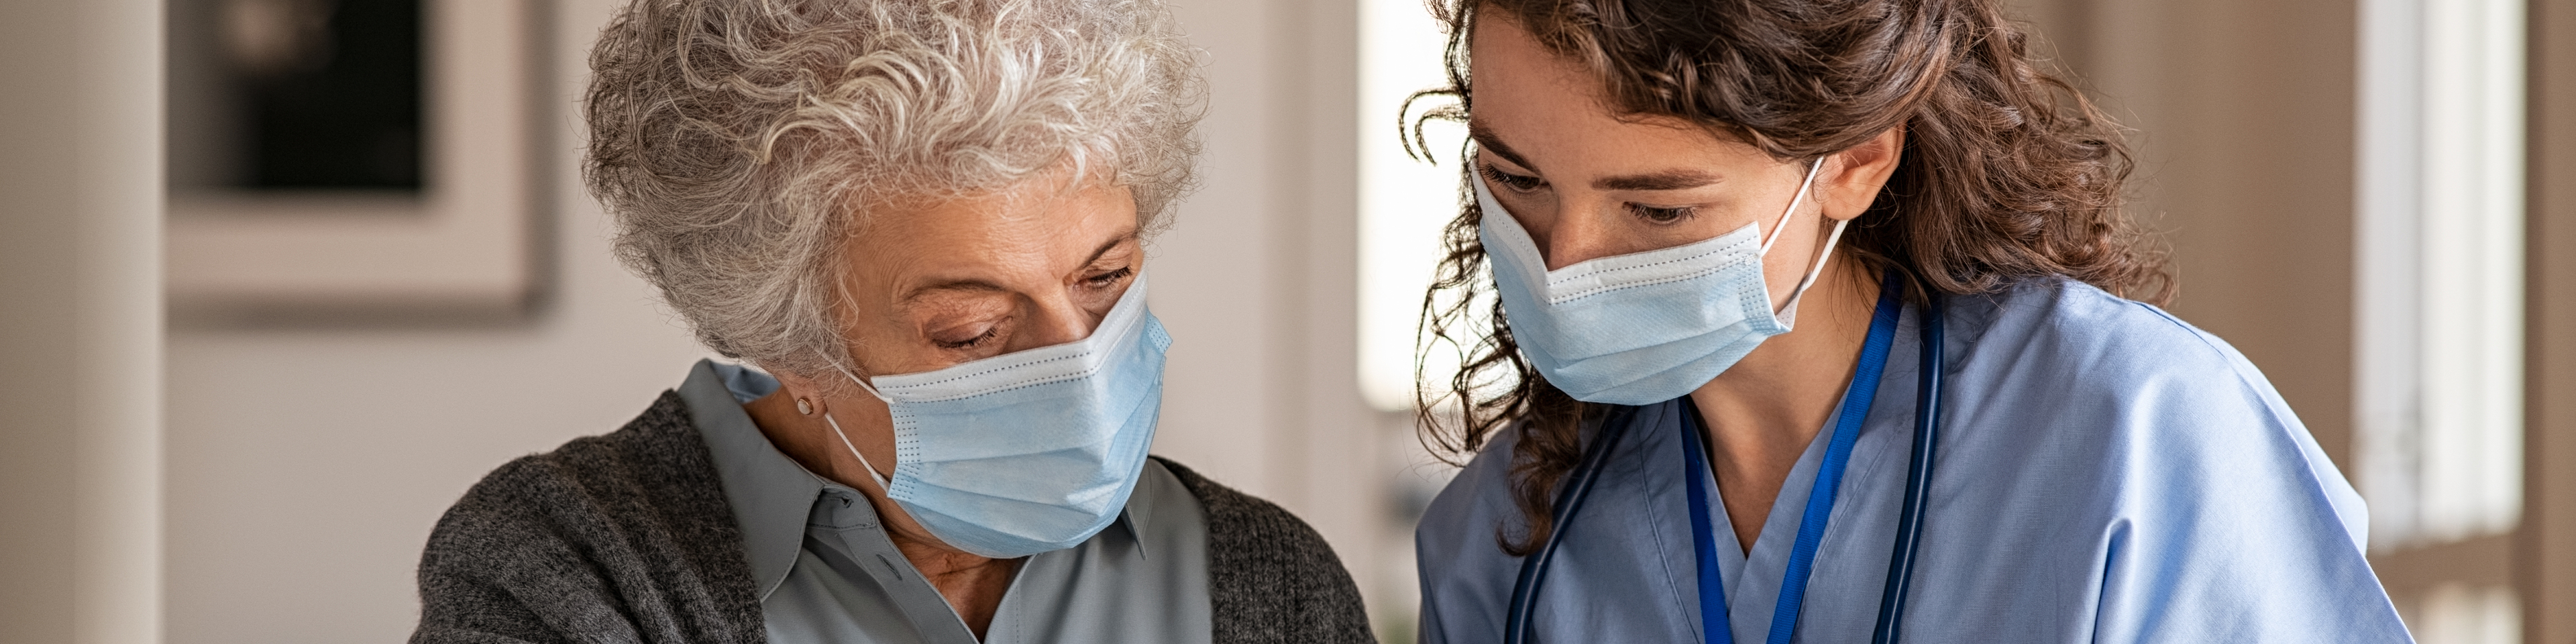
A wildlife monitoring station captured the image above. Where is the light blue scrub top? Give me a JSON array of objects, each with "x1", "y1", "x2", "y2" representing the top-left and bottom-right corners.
[{"x1": 1415, "y1": 279, "x2": 2414, "y2": 643}]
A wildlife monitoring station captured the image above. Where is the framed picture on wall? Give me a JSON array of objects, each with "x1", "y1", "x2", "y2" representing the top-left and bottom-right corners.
[{"x1": 166, "y1": 0, "x2": 544, "y2": 323}]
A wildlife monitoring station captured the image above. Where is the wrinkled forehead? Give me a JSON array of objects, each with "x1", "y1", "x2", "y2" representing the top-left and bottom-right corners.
[{"x1": 836, "y1": 173, "x2": 1142, "y2": 296}]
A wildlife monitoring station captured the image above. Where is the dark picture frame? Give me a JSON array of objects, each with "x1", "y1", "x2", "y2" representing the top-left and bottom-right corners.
[{"x1": 166, "y1": 0, "x2": 543, "y2": 323}]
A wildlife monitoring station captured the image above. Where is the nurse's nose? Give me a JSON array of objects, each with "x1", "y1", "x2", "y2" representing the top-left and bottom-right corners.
[{"x1": 1532, "y1": 203, "x2": 1629, "y2": 271}]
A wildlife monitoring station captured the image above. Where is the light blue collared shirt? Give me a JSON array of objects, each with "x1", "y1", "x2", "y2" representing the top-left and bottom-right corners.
[
  {"x1": 1415, "y1": 279, "x2": 2412, "y2": 643},
  {"x1": 676, "y1": 360, "x2": 1213, "y2": 644}
]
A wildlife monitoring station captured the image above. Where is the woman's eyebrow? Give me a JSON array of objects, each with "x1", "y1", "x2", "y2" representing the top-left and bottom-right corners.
[
  {"x1": 902, "y1": 279, "x2": 1010, "y2": 303},
  {"x1": 1467, "y1": 121, "x2": 1541, "y2": 173},
  {"x1": 1079, "y1": 229, "x2": 1139, "y2": 267},
  {"x1": 1595, "y1": 170, "x2": 1721, "y2": 191},
  {"x1": 899, "y1": 229, "x2": 1138, "y2": 303}
]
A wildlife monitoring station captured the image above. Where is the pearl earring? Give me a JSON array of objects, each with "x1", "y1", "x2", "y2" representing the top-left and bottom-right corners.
[{"x1": 796, "y1": 398, "x2": 814, "y2": 415}]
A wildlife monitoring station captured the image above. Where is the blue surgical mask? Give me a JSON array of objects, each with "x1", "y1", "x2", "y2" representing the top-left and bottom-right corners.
[
  {"x1": 1474, "y1": 158, "x2": 1845, "y2": 405},
  {"x1": 821, "y1": 276, "x2": 1170, "y2": 559}
]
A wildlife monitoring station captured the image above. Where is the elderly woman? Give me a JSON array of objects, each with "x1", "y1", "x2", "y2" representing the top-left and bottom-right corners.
[{"x1": 407, "y1": 0, "x2": 1373, "y2": 642}]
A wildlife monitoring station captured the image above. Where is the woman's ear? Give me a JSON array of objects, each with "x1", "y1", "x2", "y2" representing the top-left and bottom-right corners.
[{"x1": 1820, "y1": 127, "x2": 1907, "y2": 222}]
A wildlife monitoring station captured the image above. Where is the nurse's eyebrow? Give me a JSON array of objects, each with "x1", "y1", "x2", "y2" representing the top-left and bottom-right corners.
[
  {"x1": 1595, "y1": 170, "x2": 1721, "y2": 191},
  {"x1": 1470, "y1": 121, "x2": 1719, "y2": 191},
  {"x1": 1467, "y1": 121, "x2": 1541, "y2": 174}
]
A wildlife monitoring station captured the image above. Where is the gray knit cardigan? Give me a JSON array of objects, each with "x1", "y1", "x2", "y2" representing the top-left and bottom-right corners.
[{"x1": 411, "y1": 392, "x2": 1375, "y2": 644}]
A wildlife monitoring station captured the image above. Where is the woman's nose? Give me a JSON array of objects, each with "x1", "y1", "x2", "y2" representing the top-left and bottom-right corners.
[
  {"x1": 1014, "y1": 299, "x2": 1097, "y2": 352},
  {"x1": 1539, "y1": 206, "x2": 1621, "y2": 271}
]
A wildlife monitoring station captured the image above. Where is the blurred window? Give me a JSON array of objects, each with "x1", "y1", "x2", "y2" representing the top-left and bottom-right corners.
[
  {"x1": 2357, "y1": 0, "x2": 2526, "y2": 551},
  {"x1": 2358, "y1": 0, "x2": 2526, "y2": 639}
]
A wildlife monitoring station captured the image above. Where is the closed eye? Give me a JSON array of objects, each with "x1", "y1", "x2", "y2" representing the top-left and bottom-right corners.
[
  {"x1": 1623, "y1": 203, "x2": 1698, "y2": 224},
  {"x1": 933, "y1": 325, "x2": 1001, "y2": 350},
  {"x1": 1479, "y1": 163, "x2": 1546, "y2": 193},
  {"x1": 1081, "y1": 266, "x2": 1134, "y2": 289}
]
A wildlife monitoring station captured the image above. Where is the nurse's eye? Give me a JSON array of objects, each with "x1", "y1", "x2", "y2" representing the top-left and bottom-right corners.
[
  {"x1": 1625, "y1": 203, "x2": 1698, "y2": 223},
  {"x1": 1479, "y1": 164, "x2": 1546, "y2": 193}
]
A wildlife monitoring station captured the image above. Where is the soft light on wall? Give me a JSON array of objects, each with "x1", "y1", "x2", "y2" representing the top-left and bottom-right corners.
[{"x1": 1356, "y1": 0, "x2": 1469, "y2": 412}]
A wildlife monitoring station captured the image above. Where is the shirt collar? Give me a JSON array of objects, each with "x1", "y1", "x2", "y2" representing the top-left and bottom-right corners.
[
  {"x1": 679, "y1": 359, "x2": 820, "y2": 600},
  {"x1": 678, "y1": 359, "x2": 1148, "y2": 599}
]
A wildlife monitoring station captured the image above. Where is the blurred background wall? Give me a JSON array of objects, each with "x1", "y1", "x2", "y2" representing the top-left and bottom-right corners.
[{"x1": 2, "y1": 0, "x2": 2571, "y2": 642}]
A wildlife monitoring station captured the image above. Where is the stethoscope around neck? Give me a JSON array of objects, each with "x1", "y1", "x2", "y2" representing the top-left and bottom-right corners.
[{"x1": 1501, "y1": 282, "x2": 1947, "y2": 644}]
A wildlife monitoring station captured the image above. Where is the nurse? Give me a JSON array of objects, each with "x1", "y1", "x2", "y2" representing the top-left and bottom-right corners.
[{"x1": 1408, "y1": 1, "x2": 2413, "y2": 643}]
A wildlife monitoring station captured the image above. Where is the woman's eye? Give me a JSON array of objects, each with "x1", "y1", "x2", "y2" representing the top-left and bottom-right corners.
[
  {"x1": 1625, "y1": 203, "x2": 1697, "y2": 224},
  {"x1": 1479, "y1": 164, "x2": 1546, "y2": 193},
  {"x1": 932, "y1": 325, "x2": 1001, "y2": 350},
  {"x1": 1082, "y1": 266, "x2": 1134, "y2": 288}
]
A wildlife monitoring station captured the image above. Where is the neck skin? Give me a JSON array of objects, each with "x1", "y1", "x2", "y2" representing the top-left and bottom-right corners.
[
  {"x1": 741, "y1": 389, "x2": 1019, "y2": 639},
  {"x1": 1688, "y1": 252, "x2": 1880, "y2": 555}
]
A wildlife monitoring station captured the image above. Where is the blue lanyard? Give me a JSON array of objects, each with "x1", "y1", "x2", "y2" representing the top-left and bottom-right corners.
[{"x1": 1682, "y1": 280, "x2": 1904, "y2": 644}]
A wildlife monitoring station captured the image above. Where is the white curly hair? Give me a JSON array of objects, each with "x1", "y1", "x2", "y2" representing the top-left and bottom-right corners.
[{"x1": 584, "y1": 0, "x2": 1205, "y2": 377}]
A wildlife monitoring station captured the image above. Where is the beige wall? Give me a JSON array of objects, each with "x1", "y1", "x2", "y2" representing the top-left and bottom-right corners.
[
  {"x1": 2523, "y1": 0, "x2": 2576, "y2": 638},
  {"x1": 0, "y1": 0, "x2": 164, "y2": 640},
  {"x1": 159, "y1": 0, "x2": 1382, "y2": 642},
  {"x1": 160, "y1": 0, "x2": 714, "y2": 629}
]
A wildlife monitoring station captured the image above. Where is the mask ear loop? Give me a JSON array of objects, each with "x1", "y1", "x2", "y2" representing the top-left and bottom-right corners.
[
  {"x1": 1760, "y1": 158, "x2": 1851, "y2": 321},
  {"x1": 831, "y1": 363, "x2": 891, "y2": 402},
  {"x1": 1760, "y1": 158, "x2": 1828, "y2": 254},
  {"x1": 823, "y1": 362, "x2": 894, "y2": 489}
]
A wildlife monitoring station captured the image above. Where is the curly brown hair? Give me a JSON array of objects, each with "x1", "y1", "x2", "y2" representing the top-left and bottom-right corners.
[{"x1": 1405, "y1": 0, "x2": 2172, "y2": 555}]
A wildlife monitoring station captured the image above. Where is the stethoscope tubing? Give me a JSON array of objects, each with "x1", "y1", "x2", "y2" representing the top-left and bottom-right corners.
[
  {"x1": 1872, "y1": 294, "x2": 1945, "y2": 644},
  {"x1": 1504, "y1": 291, "x2": 1945, "y2": 644},
  {"x1": 1501, "y1": 406, "x2": 1632, "y2": 644}
]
